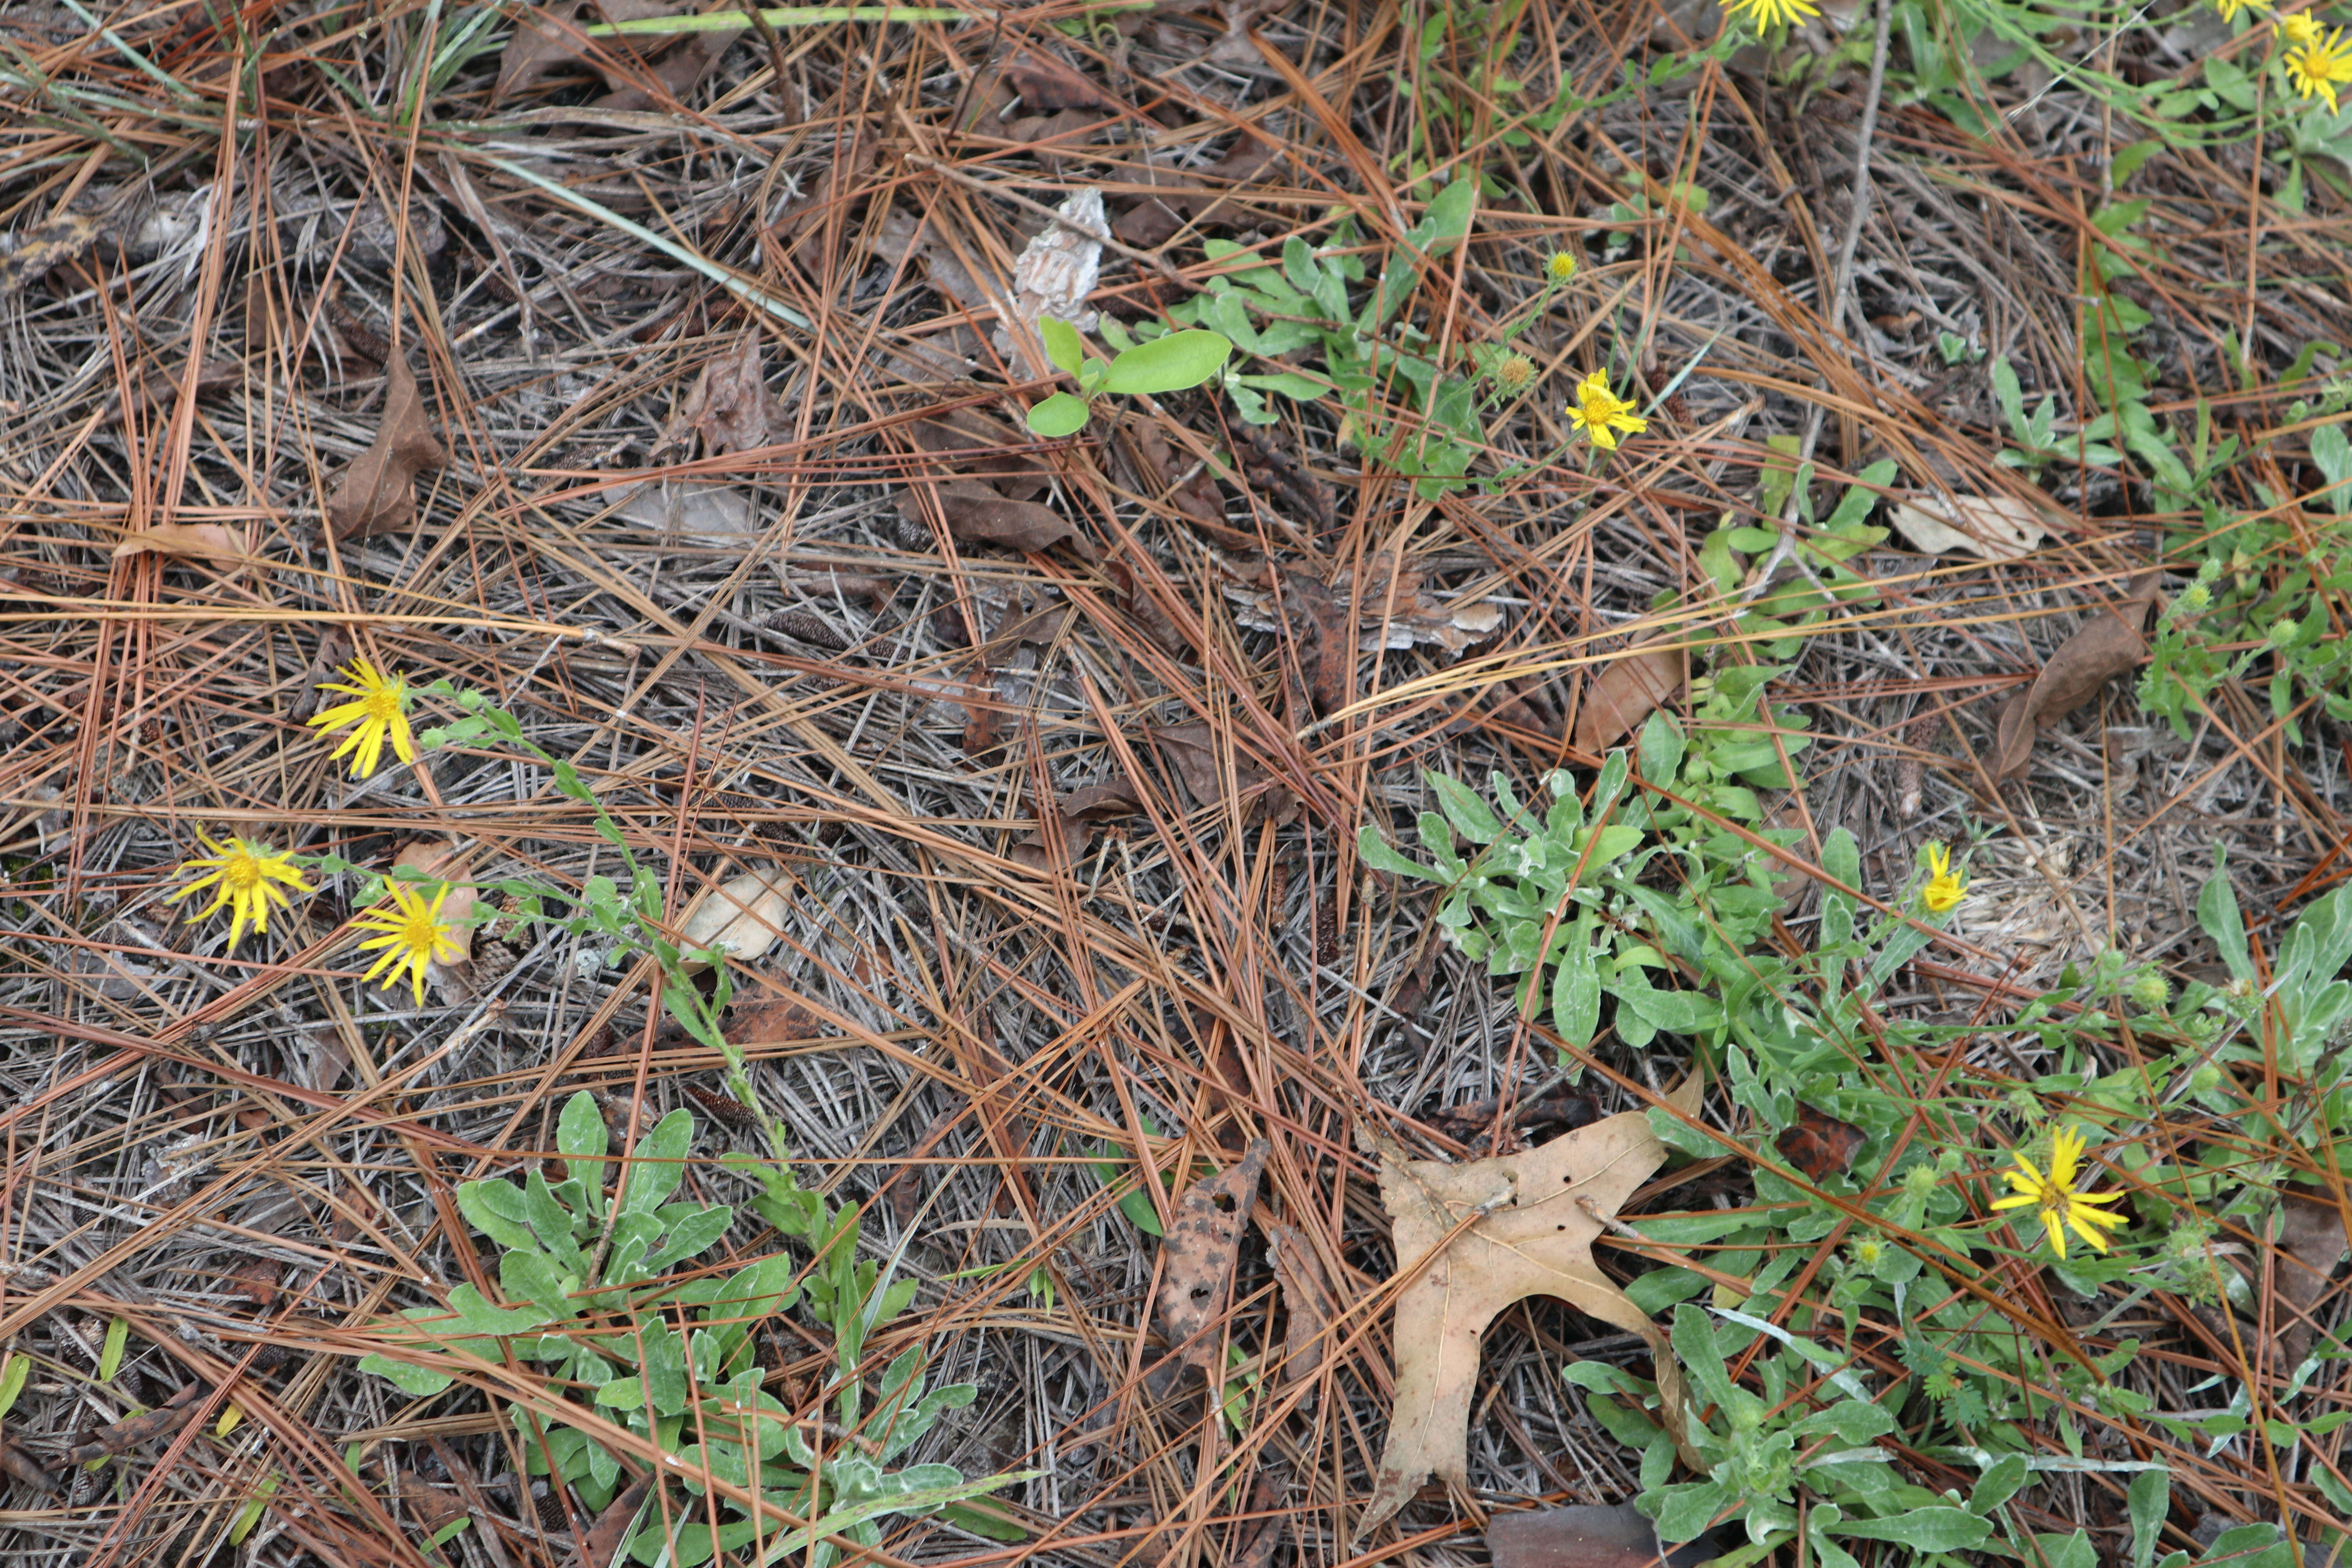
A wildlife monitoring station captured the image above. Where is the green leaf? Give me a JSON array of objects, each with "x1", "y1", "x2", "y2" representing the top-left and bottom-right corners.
[
  {"x1": 358, "y1": 1352, "x2": 455, "y2": 1397},
  {"x1": 0, "y1": 1352, "x2": 26, "y2": 1418},
  {"x1": 448, "y1": 1285, "x2": 553, "y2": 1338},
  {"x1": 2197, "y1": 847, "x2": 2252, "y2": 983},
  {"x1": 1039, "y1": 317, "x2": 1083, "y2": 376},
  {"x1": 1648, "y1": 1480, "x2": 1733, "y2": 1543},
  {"x1": 1615, "y1": 984, "x2": 1723, "y2": 1034},
  {"x1": 1025, "y1": 391, "x2": 1090, "y2": 437},
  {"x1": 1103, "y1": 330, "x2": 1233, "y2": 396},
  {"x1": 2129, "y1": 1469, "x2": 2169, "y2": 1568},
  {"x1": 1552, "y1": 919, "x2": 1601, "y2": 1042},
  {"x1": 559, "y1": 1091, "x2": 608, "y2": 1165},
  {"x1": 1357, "y1": 825, "x2": 1447, "y2": 883},
  {"x1": 1231, "y1": 370, "x2": 1328, "y2": 402},
  {"x1": 1828, "y1": 1508, "x2": 1992, "y2": 1550},
  {"x1": 937, "y1": 1500, "x2": 1027, "y2": 1541},
  {"x1": 619, "y1": 1109, "x2": 696, "y2": 1216},
  {"x1": 1427, "y1": 772, "x2": 1503, "y2": 843},
  {"x1": 645, "y1": 1203, "x2": 736, "y2": 1273},
  {"x1": 1970, "y1": 1453, "x2": 2028, "y2": 1515},
  {"x1": 99, "y1": 1317, "x2": 129, "y2": 1381},
  {"x1": 1792, "y1": 1398, "x2": 1896, "y2": 1444}
]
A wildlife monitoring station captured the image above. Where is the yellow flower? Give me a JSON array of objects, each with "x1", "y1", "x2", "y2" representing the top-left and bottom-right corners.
[
  {"x1": 168, "y1": 831, "x2": 313, "y2": 947},
  {"x1": 2280, "y1": 8, "x2": 2318, "y2": 42},
  {"x1": 2219, "y1": 0, "x2": 2274, "y2": 19},
  {"x1": 309, "y1": 658, "x2": 418, "y2": 779},
  {"x1": 1544, "y1": 251, "x2": 1578, "y2": 282},
  {"x1": 2286, "y1": 24, "x2": 2352, "y2": 110},
  {"x1": 1923, "y1": 842, "x2": 1967, "y2": 913},
  {"x1": 1991, "y1": 1126, "x2": 2130, "y2": 1258},
  {"x1": 1726, "y1": 0, "x2": 1822, "y2": 28},
  {"x1": 1568, "y1": 370, "x2": 1647, "y2": 451},
  {"x1": 352, "y1": 880, "x2": 465, "y2": 1005}
]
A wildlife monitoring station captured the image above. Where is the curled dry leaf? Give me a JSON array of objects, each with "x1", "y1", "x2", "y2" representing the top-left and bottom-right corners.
[
  {"x1": 0, "y1": 1438, "x2": 55, "y2": 1494},
  {"x1": 112, "y1": 523, "x2": 250, "y2": 571},
  {"x1": 1356, "y1": 1076, "x2": 1704, "y2": 1538},
  {"x1": 327, "y1": 357, "x2": 445, "y2": 542},
  {"x1": 393, "y1": 839, "x2": 477, "y2": 968},
  {"x1": 898, "y1": 479, "x2": 1081, "y2": 555},
  {"x1": 1262, "y1": 1220, "x2": 1337, "y2": 1390},
  {"x1": 1003, "y1": 49, "x2": 1114, "y2": 112},
  {"x1": 1888, "y1": 493, "x2": 2046, "y2": 561},
  {"x1": 101, "y1": 357, "x2": 236, "y2": 426},
  {"x1": 1991, "y1": 572, "x2": 2160, "y2": 779},
  {"x1": 1269, "y1": 566, "x2": 1352, "y2": 716},
  {"x1": 677, "y1": 863, "x2": 791, "y2": 970},
  {"x1": 495, "y1": 0, "x2": 733, "y2": 109},
  {"x1": 1009, "y1": 781, "x2": 1144, "y2": 872},
  {"x1": 1572, "y1": 635, "x2": 1686, "y2": 755},
  {"x1": 663, "y1": 332, "x2": 767, "y2": 457},
  {"x1": 564, "y1": 1474, "x2": 653, "y2": 1568},
  {"x1": 1156, "y1": 1137, "x2": 1269, "y2": 1369}
]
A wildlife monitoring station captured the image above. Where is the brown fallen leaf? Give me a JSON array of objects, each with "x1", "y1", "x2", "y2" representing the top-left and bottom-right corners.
[
  {"x1": 0, "y1": 209, "x2": 104, "y2": 293},
  {"x1": 726, "y1": 998, "x2": 821, "y2": 1044},
  {"x1": 1004, "y1": 48, "x2": 1114, "y2": 112},
  {"x1": 1887, "y1": 493, "x2": 2045, "y2": 561},
  {"x1": 898, "y1": 479, "x2": 1080, "y2": 555},
  {"x1": 495, "y1": 0, "x2": 724, "y2": 107},
  {"x1": 663, "y1": 332, "x2": 766, "y2": 457},
  {"x1": 1572, "y1": 635, "x2": 1687, "y2": 755},
  {"x1": 1125, "y1": 420, "x2": 1225, "y2": 531},
  {"x1": 1114, "y1": 133, "x2": 1282, "y2": 248},
  {"x1": 1157, "y1": 1138, "x2": 1269, "y2": 1369},
  {"x1": 392, "y1": 839, "x2": 477, "y2": 968},
  {"x1": 1356, "y1": 1075, "x2": 1704, "y2": 1537},
  {"x1": 111, "y1": 523, "x2": 250, "y2": 571},
  {"x1": 1773, "y1": 1104, "x2": 1864, "y2": 1182},
  {"x1": 1262, "y1": 1220, "x2": 1336, "y2": 1390},
  {"x1": 1151, "y1": 722, "x2": 1298, "y2": 826},
  {"x1": 68, "y1": 1379, "x2": 203, "y2": 1463},
  {"x1": 1269, "y1": 566, "x2": 1352, "y2": 716},
  {"x1": 1991, "y1": 573, "x2": 2160, "y2": 779},
  {"x1": 327, "y1": 358, "x2": 445, "y2": 541},
  {"x1": 566, "y1": 1474, "x2": 652, "y2": 1568},
  {"x1": 1489, "y1": 1502, "x2": 1721, "y2": 1568},
  {"x1": 1108, "y1": 559, "x2": 1197, "y2": 661},
  {"x1": 1009, "y1": 781, "x2": 1145, "y2": 872},
  {"x1": 2270, "y1": 1194, "x2": 2348, "y2": 1372}
]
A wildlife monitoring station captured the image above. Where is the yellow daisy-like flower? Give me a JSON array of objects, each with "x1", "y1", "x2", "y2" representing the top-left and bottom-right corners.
[
  {"x1": 2218, "y1": 0, "x2": 2274, "y2": 20},
  {"x1": 1726, "y1": 0, "x2": 1822, "y2": 29},
  {"x1": 1492, "y1": 352, "x2": 1537, "y2": 393},
  {"x1": 352, "y1": 880, "x2": 465, "y2": 1005},
  {"x1": 167, "y1": 831, "x2": 313, "y2": 947},
  {"x1": 2286, "y1": 24, "x2": 2352, "y2": 111},
  {"x1": 1544, "y1": 251, "x2": 1578, "y2": 282},
  {"x1": 1990, "y1": 1126, "x2": 2130, "y2": 1258},
  {"x1": 1923, "y1": 842, "x2": 1967, "y2": 913},
  {"x1": 1568, "y1": 370, "x2": 1648, "y2": 451},
  {"x1": 308, "y1": 658, "x2": 418, "y2": 779},
  {"x1": 2279, "y1": 8, "x2": 2318, "y2": 42}
]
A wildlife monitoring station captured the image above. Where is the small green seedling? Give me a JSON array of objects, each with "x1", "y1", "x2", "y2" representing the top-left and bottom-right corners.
[{"x1": 1026, "y1": 319, "x2": 1233, "y2": 437}]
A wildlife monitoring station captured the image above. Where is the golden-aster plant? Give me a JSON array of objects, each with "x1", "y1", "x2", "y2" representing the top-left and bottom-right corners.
[
  {"x1": 309, "y1": 658, "x2": 418, "y2": 779},
  {"x1": 1992, "y1": 1125, "x2": 2130, "y2": 1258},
  {"x1": 352, "y1": 881, "x2": 466, "y2": 1005},
  {"x1": 169, "y1": 831, "x2": 313, "y2": 947},
  {"x1": 1568, "y1": 370, "x2": 1648, "y2": 451}
]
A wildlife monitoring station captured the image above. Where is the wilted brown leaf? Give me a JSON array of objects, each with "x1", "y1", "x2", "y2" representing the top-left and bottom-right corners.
[
  {"x1": 565, "y1": 1475, "x2": 652, "y2": 1568},
  {"x1": 1008, "y1": 781, "x2": 1143, "y2": 873},
  {"x1": 1888, "y1": 493, "x2": 2046, "y2": 561},
  {"x1": 1489, "y1": 1503, "x2": 1719, "y2": 1568},
  {"x1": 1991, "y1": 573, "x2": 2160, "y2": 779},
  {"x1": 111, "y1": 523, "x2": 250, "y2": 571},
  {"x1": 1773, "y1": 1104, "x2": 1864, "y2": 1182},
  {"x1": 1572, "y1": 636, "x2": 1686, "y2": 755},
  {"x1": 728, "y1": 998, "x2": 821, "y2": 1043},
  {"x1": 0, "y1": 209, "x2": 104, "y2": 292},
  {"x1": 1151, "y1": 722, "x2": 1298, "y2": 825},
  {"x1": 1262, "y1": 1220, "x2": 1336, "y2": 1390},
  {"x1": 899, "y1": 479, "x2": 1081, "y2": 554},
  {"x1": 2272, "y1": 1195, "x2": 2348, "y2": 1371},
  {"x1": 1109, "y1": 560, "x2": 1196, "y2": 661},
  {"x1": 327, "y1": 358, "x2": 444, "y2": 541},
  {"x1": 1157, "y1": 1138, "x2": 1268, "y2": 1369},
  {"x1": 1356, "y1": 1076, "x2": 1703, "y2": 1537}
]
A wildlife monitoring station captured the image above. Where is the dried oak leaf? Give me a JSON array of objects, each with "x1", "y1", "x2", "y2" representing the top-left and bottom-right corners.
[
  {"x1": 1572, "y1": 635, "x2": 1686, "y2": 755},
  {"x1": 1356, "y1": 1076, "x2": 1703, "y2": 1538},
  {"x1": 1773, "y1": 1104, "x2": 1864, "y2": 1182},
  {"x1": 1157, "y1": 1137, "x2": 1269, "y2": 1368},
  {"x1": 0, "y1": 1439, "x2": 54, "y2": 1494},
  {"x1": 1991, "y1": 572, "x2": 2160, "y2": 779},
  {"x1": 1151, "y1": 722, "x2": 1298, "y2": 826},
  {"x1": 327, "y1": 357, "x2": 444, "y2": 541},
  {"x1": 898, "y1": 478, "x2": 1081, "y2": 555}
]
